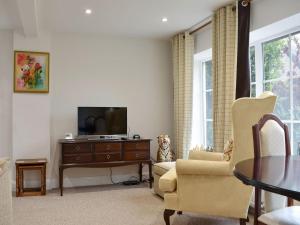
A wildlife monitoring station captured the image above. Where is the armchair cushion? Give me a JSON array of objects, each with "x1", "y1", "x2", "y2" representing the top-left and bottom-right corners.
[
  {"x1": 176, "y1": 159, "x2": 232, "y2": 176},
  {"x1": 153, "y1": 161, "x2": 175, "y2": 176},
  {"x1": 159, "y1": 167, "x2": 177, "y2": 192},
  {"x1": 188, "y1": 150, "x2": 224, "y2": 161},
  {"x1": 258, "y1": 206, "x2": 300, "y2": 225}
]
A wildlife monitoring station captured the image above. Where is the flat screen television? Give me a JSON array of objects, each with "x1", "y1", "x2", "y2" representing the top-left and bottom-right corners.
[{"x1": 78, "y1": 107, "x2": 127, "y2": 136}]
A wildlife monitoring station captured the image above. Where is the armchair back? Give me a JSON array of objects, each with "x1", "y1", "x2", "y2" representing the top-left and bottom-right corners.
[{"x1": 230, "y1": 92, "x2": 276, "y2": 168}]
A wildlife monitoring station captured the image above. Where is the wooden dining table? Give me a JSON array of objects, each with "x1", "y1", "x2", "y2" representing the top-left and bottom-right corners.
[{"x1": 234, "y1": 155, "x2": 300, "y2": 201}]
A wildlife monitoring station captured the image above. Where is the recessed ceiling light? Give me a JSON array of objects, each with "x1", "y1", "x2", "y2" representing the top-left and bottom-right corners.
[
  {"x1": 162, "y1": 17, "x2": 168, "y2": 22},
  {"x1": 85, "y1": 9, "x2": 92, "y2": 14}
]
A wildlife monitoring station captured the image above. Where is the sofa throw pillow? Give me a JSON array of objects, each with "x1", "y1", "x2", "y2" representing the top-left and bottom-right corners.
[{"x1": 223, "y1": 139, "x2": 234, "y2": 161}]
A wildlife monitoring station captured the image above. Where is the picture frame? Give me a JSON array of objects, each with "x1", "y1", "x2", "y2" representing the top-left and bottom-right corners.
[{"x1": 14, "y1": 51, "x2": 50, "y2": 93}]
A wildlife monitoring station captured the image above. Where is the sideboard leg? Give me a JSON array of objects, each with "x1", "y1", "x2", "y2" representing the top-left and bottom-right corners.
[
  {"x1": 148, "y1": 161, "x2": 152, "y2": 189},
  {"x1": 139, "y1": 163, "x2": 142, "y2": 182},
  {"x1": 59, "y1": 166, "x2": 64, "y2": 196}
]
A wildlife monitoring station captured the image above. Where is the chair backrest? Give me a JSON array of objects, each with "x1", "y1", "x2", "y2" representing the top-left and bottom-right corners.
[
  {"x1": 252, "y1": 114, "x2": 291, "y2": 213},
  {"x1": 253, "y1": 114, "x2": 290, "y2": 158},
  {"x1": 231, "y1": 92, "x2": 277, "y2": 168}
]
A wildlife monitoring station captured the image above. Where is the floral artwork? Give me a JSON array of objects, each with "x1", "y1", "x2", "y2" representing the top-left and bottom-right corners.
[{"x1": 14, "y1": 51, "x2": 49, "y2": 93}]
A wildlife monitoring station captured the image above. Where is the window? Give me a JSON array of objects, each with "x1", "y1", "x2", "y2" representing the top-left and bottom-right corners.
[
  {"x1": 203, "y1": 60, "x2": 213, "y2": 147},
  {"x1": 192, "y1": 50, "x2": 213, "y2": 148},
  {"x1": 250, "y1": 30, "x2": 300, "y2": 154}
]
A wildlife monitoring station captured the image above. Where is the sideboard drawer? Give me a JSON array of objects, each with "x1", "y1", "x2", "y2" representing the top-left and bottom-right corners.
[
  {"x1": 124, "y1": 141, "x2": 149, "y2": 151},
  {"x1": 63, "y1": 143, "x2": 91, "y2": 154},
  {"x1": 95, "y1": 143, "x2": 122, "y2": 153},
  {"x1": 95, "y1": 153, "x2": 121, "y2": 162},
  {"x1": 63, "y1": 154, "x2": 93, "y2": 164},
  {"x1": 124, "y1": 151, "x2": 149, "y2": 161}
]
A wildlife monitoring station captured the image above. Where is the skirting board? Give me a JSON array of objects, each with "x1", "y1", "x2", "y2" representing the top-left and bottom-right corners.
[{"x1": 11, "y1": 172, "x2": 150, "y2": 191}]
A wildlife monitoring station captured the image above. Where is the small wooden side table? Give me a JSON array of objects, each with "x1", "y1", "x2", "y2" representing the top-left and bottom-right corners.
[{"x1": 16, "y1": 158, "x2": 47, "y2": 197}]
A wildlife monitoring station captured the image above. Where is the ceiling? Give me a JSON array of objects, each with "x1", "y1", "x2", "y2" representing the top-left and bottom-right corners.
[{"x1": 0, "y1": 0, "x2": 232, "y2": 39}]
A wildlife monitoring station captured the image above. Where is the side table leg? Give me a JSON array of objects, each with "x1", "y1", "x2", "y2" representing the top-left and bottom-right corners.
[
  {"x1": 148, "y1": 162, "x2": 152, "y2": 189},
  {"x1": 139, "y1": 163, "x2": 142, "y2": 182},
  {"x1": 59, "y1": 166, "x2": 64, "y2": 196},
  {"x1": 16, "y1": 165, "x2": 19, "y2": 197},
  {"x1": 41, "y1": 165, "x2": 46, "y2": 195},
  {"x1": 20, "y1": 168, "x2": 24, "y2": 196}
]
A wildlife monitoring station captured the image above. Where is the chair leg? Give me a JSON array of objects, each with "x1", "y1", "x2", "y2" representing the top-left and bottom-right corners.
[
  {"x1": 164, "y1": 209, "x2": 175, "y2": 225},
  {"x1": 240, "y1": 218, "x2": 248, "y2": 225}
]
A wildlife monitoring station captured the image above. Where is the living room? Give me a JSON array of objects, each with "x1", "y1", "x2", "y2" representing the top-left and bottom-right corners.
[{"x1": 0, "y1": 0, "x2": 300, "y2": 225}]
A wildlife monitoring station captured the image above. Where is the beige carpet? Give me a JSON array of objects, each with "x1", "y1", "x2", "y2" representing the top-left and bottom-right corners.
[{"x1": 13, "y1": 184, "x2": 252, "y2": 225}]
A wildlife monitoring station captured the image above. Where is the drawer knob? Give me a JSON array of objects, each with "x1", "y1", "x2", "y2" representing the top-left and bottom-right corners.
[
  {"x1": 75, "y1": 156, "x2": 81, "y2": 161},
  {"x1": 106, "y1": 154, "x2": 110, "y2": 160},
  {"x1": 106, "y1": 145, "x2": 111, "y2": 150},
  {"x1": 75, "y1": 146, "x2": 81, "y2": 151},
  {"x1": 135, "y1": 153, "x2": 139, "y2": 158}
]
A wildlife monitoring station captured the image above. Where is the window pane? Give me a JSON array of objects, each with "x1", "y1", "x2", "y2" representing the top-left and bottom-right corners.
[
  {"x1": 263, "y1": 36, "x2": 290, "y2": 80},
  {"x1": 292, "y1": 32, "x2": 300, "y2": 76},
  {"x1": 206, "y1": 91, "x2": 212, "y2": 119},
  {"x1": 293, "y1": 78, "x2": 300, "y2": 120},
  {"x1": 264, "y1": 80, "x2": 290, "y2": 120},
  {"x1": 250, "y1": 46, "x2": 256, "y2": 82},
  {"x1": 206, "y1": 121, "x2": 213, "y2": 147},
  {"x1": 251, "y1": 84, "x2": 256, "y2": 97},
  {"x1": 204, "y1": 61, "x2": 212, "y2": 90},
  {"x1": 293, "y1": 124, "x2": 300, "y2": 155}
]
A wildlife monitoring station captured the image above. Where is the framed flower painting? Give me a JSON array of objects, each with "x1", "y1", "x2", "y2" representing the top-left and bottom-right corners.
[{"x1": 14, "y1": 51, "x2": 49, "y2": 93}]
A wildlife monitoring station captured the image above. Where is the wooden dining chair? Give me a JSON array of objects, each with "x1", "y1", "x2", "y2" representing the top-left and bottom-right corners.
[{"x1": 252, "y1": 113, "x2": 300, "y2": 225}]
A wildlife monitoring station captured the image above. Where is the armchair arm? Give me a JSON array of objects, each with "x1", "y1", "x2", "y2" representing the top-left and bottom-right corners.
[
  {"x1": 188, "y1": 150, "x2": 224, "y2": 161},
  {"x1": 176, "y1": 159, "x2": 232, "y2": 176},
  {"x1": 159, "y1": 167, "x2": 177, "y2": 193}
]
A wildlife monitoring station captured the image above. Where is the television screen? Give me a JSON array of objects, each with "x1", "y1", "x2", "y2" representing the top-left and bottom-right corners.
[{"x1": 78, "y1": 107, "x2": 127, "y2": 136}]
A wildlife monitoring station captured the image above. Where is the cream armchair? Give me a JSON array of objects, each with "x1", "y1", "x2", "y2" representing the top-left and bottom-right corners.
[{"x1": 159, "y1": 92, "x2": 277, "y2": 225}]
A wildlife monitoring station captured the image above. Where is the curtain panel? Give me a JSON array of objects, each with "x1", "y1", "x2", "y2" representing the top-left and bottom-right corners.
[
  {"x1": 212, "y1": 5, "x2": 237, "y2": 152},
  {"x1": 236, "y1": 0, "x2": 251, "y2": 99},
  {"x1": 172, "y1": 32, "x2": 194, "y2": 159}
]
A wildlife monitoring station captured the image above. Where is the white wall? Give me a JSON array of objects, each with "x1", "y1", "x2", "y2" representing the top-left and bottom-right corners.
[
  {"x1": 194, "y1": 0, "x2": 300, "y2": 54},
  {"x1": 49, "y1": 33, "x2": 172, "y2": 187},
  {"x1": 251, "y1": 0, "x2": 300, "y2": 31},
  {"x1": 12, "y1": 31, "x2": 51, "y2": 162},
  {"x1": 194, "y1": 25, "x2": 212, "y2": 54},
  {"x1": 0, "y1": 30, "x2": 13, "y2": 158}
]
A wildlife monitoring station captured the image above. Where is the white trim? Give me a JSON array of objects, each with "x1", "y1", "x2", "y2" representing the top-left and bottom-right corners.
[
  {"x1": 193, "y1": 49, "x2": 213, "y2": 148},
  {"x1": 194, "y1": 48, "x2": 212, "y2": 61},
  {"x1": 250, "y1": 13, "x2": 300, "y2": 44}
]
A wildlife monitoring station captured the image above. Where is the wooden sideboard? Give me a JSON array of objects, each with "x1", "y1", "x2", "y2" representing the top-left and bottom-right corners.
[{"x1": 59, "y1": 138, "x2": 152, "y2": 196}]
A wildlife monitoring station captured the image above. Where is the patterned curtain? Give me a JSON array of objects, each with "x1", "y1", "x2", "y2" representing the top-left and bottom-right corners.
[
  {"x1": 212, "y1": 4, "x2": 237, "y2": 152},
  {"x1": 172, "y1": 32, "x2": 194, "y2": 159}
]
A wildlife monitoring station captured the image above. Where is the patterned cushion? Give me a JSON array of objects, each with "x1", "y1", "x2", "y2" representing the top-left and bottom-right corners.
[{"x1": 223, "y1": 139, "x2": 234, "y2": 161}]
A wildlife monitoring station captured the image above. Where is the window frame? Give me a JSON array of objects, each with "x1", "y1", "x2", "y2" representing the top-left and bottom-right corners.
[
  {"x1": 250, "y1": 26, "x2": 300, "y2": 154},
  {"x1": 193, "y1": 49, "x2": 212, "y2": 147}
]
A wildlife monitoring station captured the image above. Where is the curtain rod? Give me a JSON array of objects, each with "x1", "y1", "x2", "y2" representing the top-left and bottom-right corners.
[
  {"x1": 188, "y1": 0, "x2": 251, "y2": 35},
  {"x1": 189, "y1": 20, "x2": 212, "y2": 35}
]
